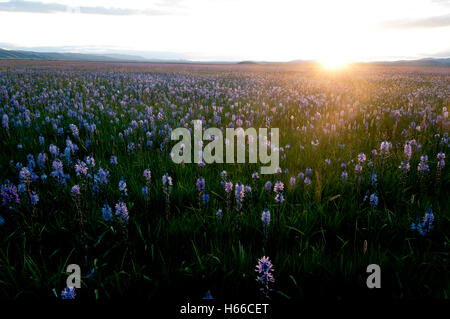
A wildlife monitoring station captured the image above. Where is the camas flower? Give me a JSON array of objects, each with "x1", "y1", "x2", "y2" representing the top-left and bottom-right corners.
[
  {"x1": 196, "y1": 177, "x2": 206, "y2": 192},
  {"x1": 110, "y1": 155, "x2": 118, "y2": 165},
  {"x1": 216, "y1": 209, "x2": 223, "y2": 220},
  {"x1": 235, "y1": 182, "x2": 245, "y2": 208},
  {"x1": 261, "y1": 209, "x2": 271, "y2": 227},
  {"x1": 417, "y1": 155, "x2": 430, "y2": 173},
  {"x1": 94, "y1": 167, "x2": 109, "y2": 186},
  {"x1": 404, "y1": 141, "x2": 412, "y2": 160},
  {"x1": 30, "y1": 192, "x2": 39, "y2": 206},
  {"x1": 304, "y1": 177, "x2": 311, "y2": 186},
  {"x1": 369, "y1": 193, "x2": 378, "y2": 207},
  {"x1": 50, "y1": 159, "x2": 65, "y2": 183},
  {"x1": 85, "y1": 156, "x2": 95, "y2": 168},
  {"x1": 224, "y1": 180, "x2": 233, "y2": 193},
  {"x1": 437, "y1": 152, "x2": 445, "y2": 168},
  {"x1": 275, "y1": 192, "x2": 285, "y2": 203},
  {"x1": 289, "y1": 176, "x2": 296, "y2": 187},
  {"x1": 255, "y1": 256, "x2": 275, "y2": 298},
  {"x1": 411, "y1": 206, "x2": 434, "y2": 237},
  {"x1": 380, "y1": 141, "x2": 392, "y2": 155},
  {"x1": 49, "y1": 144, "x2": 59, "y2": 157},
  {"x1": 162, "y1": 173, "x2": 173, "y2": 186},
  {"x1": 102, "y1": 202, "x2": 113, "y2": 222},
  {"x1": 71, "y1": 185, "x2": 81, "y2": 196},
  {"x1": 358, "y1": 153, "x2": 366, "y2": 163},
  {"x1": 399, "y1": 160, "x2": 410, "y2": 172},
  {"x1": 115, "y1": 200, "x2": 129, "y2": 223},
  {"x1": 19, "y1": 167, "x2": 31, "y2": 184},
  {"x1": 143, "y1": 169, "x2": 152, "y2": 182},
  {"x1": 273, "y1": 181, "x2": 284, "y2": 193},
  {"x1": 75, "y1": 161, "x2": 88, "y2": 177},
  {"x1": 264, "y1": 181, "x2": 272, "y2": 192},
  {"x1": 0, "y1": 182, "x2": 20, "y2": 207},
  {"x1": 118, "y1": 178, "x2": 128, "y2": 196},
  {"x1": 61, "y1": 286, "x2": 76, "y2": 300}
]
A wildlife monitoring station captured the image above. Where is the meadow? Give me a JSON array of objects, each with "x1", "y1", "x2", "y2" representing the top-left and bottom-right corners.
[{"x1": 0, "y1": 60, "x2": 448, "y2": 301}]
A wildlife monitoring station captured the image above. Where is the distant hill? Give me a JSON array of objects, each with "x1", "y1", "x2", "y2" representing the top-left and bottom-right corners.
[
  {"x1": 236, "y1": 58, "x2": 450, "y2": 67},
  {"x1": 0, "y1": 48, "x2": 152, "y2": 62},
  {"x1": 237, "y1": 61, "x2": 259, "y2": 65},
  {"x1": 368, "y1": 58, "x2": 450, "y2": 67},
  {"x1": 1, "y1": 48, "x2": 449, "y2": 66}
]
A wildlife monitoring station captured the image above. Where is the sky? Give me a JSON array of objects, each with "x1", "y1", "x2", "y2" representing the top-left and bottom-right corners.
[{"x1": 0, "y1": 0, "x2": 449, "y2": 63}]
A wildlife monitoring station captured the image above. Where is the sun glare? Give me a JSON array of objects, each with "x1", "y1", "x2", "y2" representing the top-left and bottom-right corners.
[{"x1": 319, "y1": 57, "x2": 351, "y2": 70}]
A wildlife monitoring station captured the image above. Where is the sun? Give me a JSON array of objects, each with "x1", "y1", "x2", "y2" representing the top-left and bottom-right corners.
[{"x1": 319, "y1": 57, "x2": 351, "y2": 70}]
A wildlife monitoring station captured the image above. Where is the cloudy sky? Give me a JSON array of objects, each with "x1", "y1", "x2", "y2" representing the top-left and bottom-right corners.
[{"x1": 0, "y1": 0, "x2": 449, "y2": 62}]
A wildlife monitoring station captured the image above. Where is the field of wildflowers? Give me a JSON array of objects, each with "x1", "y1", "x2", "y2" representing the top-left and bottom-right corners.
[{"x1": 0, "y1": 60, "x2": 448, "y2": 301}]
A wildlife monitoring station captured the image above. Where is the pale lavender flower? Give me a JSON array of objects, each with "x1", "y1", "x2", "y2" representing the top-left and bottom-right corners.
[
  {"x1": 255, "y1": 256, "x2": 275, "y2": 298},
  {"x1": 417, "y1": 155, "x2": 429, "y2": 173},
  {"x1": 261, "y1": 209, "x2": 271, "y2": 227},
  {"x1": 437, "y1": 152, "x2": 445, "y2": 168},
  {"x1": 196, "y1": 177, "x2": 206, "y2": 192},
  {"x1": 358, "y1": 153, "x2": 366, "y2": 163},
  {"x1": 404, "y1": 141, "x2": 412, "y2": 160},
  {"x1": 37, "y1": 152, "x2": 47, "y2": 170},
  {"x1": 275, "y1": 192, "x2": 285, "y2": 203},
  {"x1": 380, "y1": 141, "x2": 392, "y2": 156},
  {"x1": 49, "y1": 144, "x2": 59, "y2": 157},
  {"x1": 371, "y1": 149, "x2": 378, "y2": 157},
  {"x1": 304, "y1": 177, "x2": 311, "y2": 186},
  {"x1": 69, "y1": 124, "x2": 79, "y2": 138},
  {"x1": 19, "y1": 167, "x2": 31, "y2": 184},
  {"x1": 118, "y1": 178, "x2": 128, "y2": 196},
  {"x1": 71, "y1": 185, "x2": 81, "y2": 196},
  {"x1": 273, "y1": 181, "x2": 284, "y2": 193},
  {"x1": 85, "y1": 156, "x2": 95, "y2": 168},
  {"x1": 162, "y1": 173, "x2": 173, "y2": 186},
  {"x1": 50, "y1": 159, "x2": 65, "y2": 183},
  {"x1": 290, "y1": 176, "x2": 296, "y2": 187},
  {"x1": 75, "y1": 161, "x2": 88, "y2": 177},
  {"x1": 305, "y1": 167, "x2": 312, "y2": 176},
  {"x1": 399, "y1": 160, "x2": 410, "y2": 172},
  {"x1": 235, "y1": 182, "x2": 245, "y2": 210},
  {"x1": 224, "y1": 180, "x2": 233, "y2": 193},
  {"x1": 143, "y1": 169, "x2": 152, "y2": 182},
  {"x1": 115, "y1": 200, "x2": 129, "y2": 223}
]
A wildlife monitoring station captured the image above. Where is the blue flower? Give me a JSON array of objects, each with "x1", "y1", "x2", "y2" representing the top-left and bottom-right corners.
[
  {"x1": 61, "y1": 286, "x2": 76, "y2": 300},
  {"x1": 102, "y1": 202, "x2": 113, "y2": 222}
]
